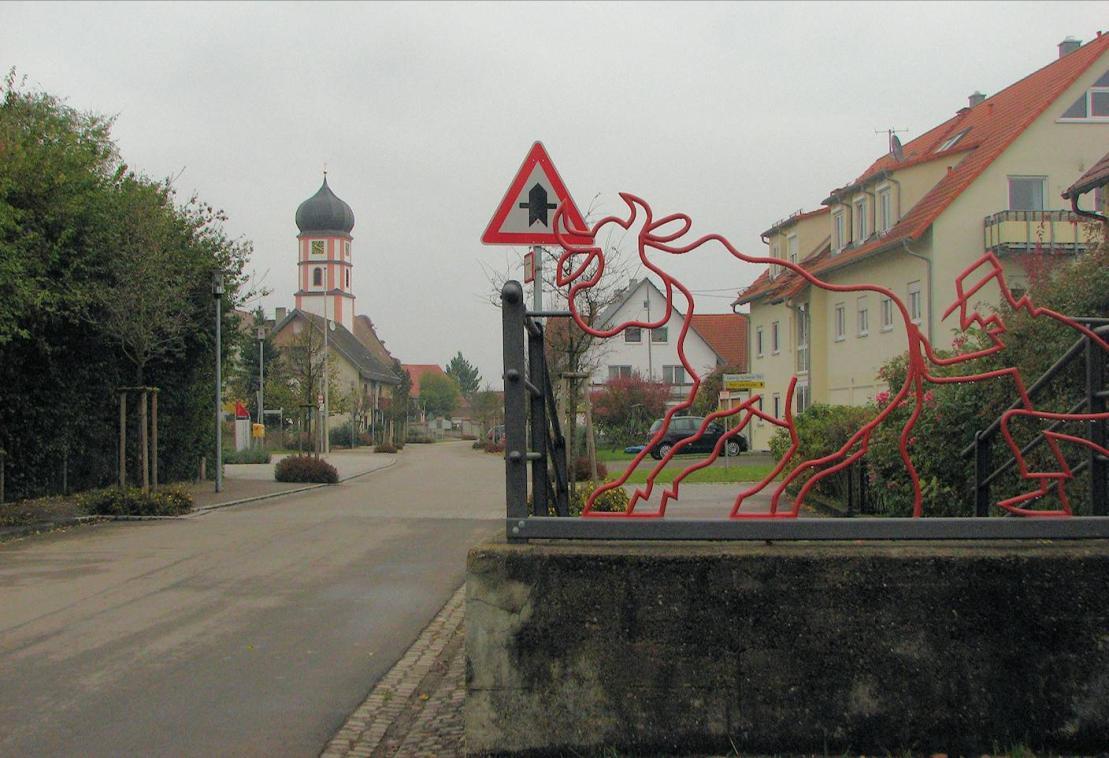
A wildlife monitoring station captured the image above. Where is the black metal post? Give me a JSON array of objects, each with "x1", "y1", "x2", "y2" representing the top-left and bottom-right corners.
[
  {"x1": 502, "y1": 282, "x2": 529, "y2": 536},
  {"x1": 846, "y1": 463, "x2": 855, "y2": 516},
  {"x1": 1087, "y1": 335, "x2": 1106, "y2": 515},
  {"x1": 527, "y1": 320, "x2": 550, "y2": 516},
  {"x1": 974, "y1": 430, "x2": 992, "y2": 517}
]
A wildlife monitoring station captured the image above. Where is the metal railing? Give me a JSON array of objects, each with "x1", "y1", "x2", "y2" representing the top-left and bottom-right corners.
[
  {"x1": 983, "y1": 209, "x2": 1097, "y2": 254},
  {"x1": 501, "y1": 282, "x2": 569, "y2": 521},
  {"x1": 965, "y1": 321, "x2": 1109, "y2": 516}
]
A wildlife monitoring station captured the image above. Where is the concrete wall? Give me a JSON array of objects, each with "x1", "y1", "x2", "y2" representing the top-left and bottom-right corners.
[{"x1": 467, "y1": 538, "x2": 1109, "y2": 755}]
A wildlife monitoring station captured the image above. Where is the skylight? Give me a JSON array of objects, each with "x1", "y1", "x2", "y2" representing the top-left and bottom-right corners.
[{"x1": 935, "y1": 128, "x2": 970, "y2": 153}]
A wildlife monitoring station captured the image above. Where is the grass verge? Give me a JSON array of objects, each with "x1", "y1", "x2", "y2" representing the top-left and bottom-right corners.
[{"x1": 618, "y1": 464, "x2": 776, "y2": 485}]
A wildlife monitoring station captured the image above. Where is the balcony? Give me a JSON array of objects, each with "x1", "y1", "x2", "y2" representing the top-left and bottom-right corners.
[{"x1": 983, "y1": 210, "x2": 1100, "y2": 255}]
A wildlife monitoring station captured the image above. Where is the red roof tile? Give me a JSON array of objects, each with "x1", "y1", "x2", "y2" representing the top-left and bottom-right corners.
[
  {"x1": 689, "y1": 313, "x2": 749, "y2": 371},
  {"x1": 403, "y1": 364, "x2": 449, "y2": 396},
  {"x1": 741, "y1": 33, "x2": 1109, "y2": 301}
]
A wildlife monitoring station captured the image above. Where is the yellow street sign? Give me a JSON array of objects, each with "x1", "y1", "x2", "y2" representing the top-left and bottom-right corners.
[{"x1": 723, "y1": 373, "x2": 765, "y2": 391}]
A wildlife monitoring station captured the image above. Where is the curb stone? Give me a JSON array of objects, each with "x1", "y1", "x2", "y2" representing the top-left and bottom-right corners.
[
  {"x1": 321, "y1": 584, "x2": 466, "y2": 757},
  {"x1": 0, "y1": 458, "x2": 398, "y2": 538},
  {"x1": 191, "y1": 457, "x2": 397, "y2": 517}
]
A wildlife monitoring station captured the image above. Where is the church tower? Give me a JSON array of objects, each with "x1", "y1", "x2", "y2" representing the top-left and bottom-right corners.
[{"x1": 294, "y1": 175, "x2": 356, "y2": 332}]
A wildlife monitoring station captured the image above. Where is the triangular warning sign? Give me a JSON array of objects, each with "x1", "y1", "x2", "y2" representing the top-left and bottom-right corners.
[{"x1": 482, "y1": 142, "x2": 591, "y2": 246}]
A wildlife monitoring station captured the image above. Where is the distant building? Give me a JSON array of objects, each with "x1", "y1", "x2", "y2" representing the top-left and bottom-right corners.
[
  {"x1": 593, "y1": 278, "x2": 748, "y2": 406},
  {"x1": 267, "y1": 176, "x2": 402, "y2": 441}
]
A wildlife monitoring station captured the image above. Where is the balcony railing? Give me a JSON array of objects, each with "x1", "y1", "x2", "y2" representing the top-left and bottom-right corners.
[{"x1": 983, "y1": 209, "x2": 1099, "y2": 255}]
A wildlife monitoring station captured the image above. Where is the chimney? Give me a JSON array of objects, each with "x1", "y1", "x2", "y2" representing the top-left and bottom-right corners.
[
  {"x1": 969, "y1": 91, "x2": 986, "y2": 108},
  {"x1": 275, "y1": 306, "x2": 287, "y2": 322},
  {"x1": 1058, "y1": 37, "x2": 1081, "y2": 58}
]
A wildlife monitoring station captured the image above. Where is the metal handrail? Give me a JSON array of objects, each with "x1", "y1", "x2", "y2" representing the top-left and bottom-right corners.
[{"x1": 967, "y1": 323, "x2": 1107, "y2": 516}]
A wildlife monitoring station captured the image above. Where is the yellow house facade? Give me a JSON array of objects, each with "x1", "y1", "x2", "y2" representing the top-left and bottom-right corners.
[{"x1": 738, "y1": 35, "x2": 1109, "y2": 451}]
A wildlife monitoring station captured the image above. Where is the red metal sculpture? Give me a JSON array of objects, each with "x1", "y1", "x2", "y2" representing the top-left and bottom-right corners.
[{"x1": 552, "y1": 194, "x2": 1108, "y2": 518}]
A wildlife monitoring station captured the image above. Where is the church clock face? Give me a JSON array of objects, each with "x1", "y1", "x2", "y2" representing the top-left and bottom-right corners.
[{"x1": 311, "y1": 240, "x2": 325, "y2": 256}]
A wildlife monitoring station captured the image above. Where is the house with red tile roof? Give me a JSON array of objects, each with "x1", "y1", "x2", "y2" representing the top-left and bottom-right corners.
[
  {"x1": 591, "y1": 278, "x2": 747, "y2": 407},
  {"x1": 735, "y1": 34, "x2": 1109, "y2": 450}
]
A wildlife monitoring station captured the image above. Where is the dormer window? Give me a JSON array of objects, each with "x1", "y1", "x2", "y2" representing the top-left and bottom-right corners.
[
  {"x1": 1060, "y1": 69, "x2": 1109, "y2": 120},
  {"x1": 877, "y1": 186, "x2": 893, "y2": 233},
  {"x1": 787, "y1": 234, "x2": 798, "y2": 265},
  {"x1": 853, "y1": 198, "x2": 867, "y2": 243},
  {"x1": 935, "y1": 128, "x2": 970, "y2": 152},
  {"x1": 769, "y1": 241, "x2": 780, "y2": 279},
  {"x1": 832, "y1": 209, "x2": 846, "y2": 253}
]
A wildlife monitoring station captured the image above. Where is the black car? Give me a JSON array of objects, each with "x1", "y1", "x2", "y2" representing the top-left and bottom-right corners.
[{"x1": 647, "y1": 415, "x2": 748, "y2": 460}]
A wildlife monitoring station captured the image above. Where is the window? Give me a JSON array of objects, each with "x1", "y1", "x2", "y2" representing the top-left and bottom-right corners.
[
  {"x1": 796, "y1": 383, "x2": 810, "y2": 414},
  {"x1": 608, "y1": 365, "x2": 632, "y2": 380},
  {"x1": 772, "y1": 394, "x2": 781, "y2": 418},
  {"x1": 833, "y1": 210, "x2": 846, "y2": 252},
  {"x1": 1008, "y1": 176, "x2": 1046, "y2": 211},
  {"x1": 1059, "y1": 70, "x2": 1109, "y2": 120},
  {"x1": 344, "y1": 241, "x2": 351, "y2": 258},
  {"x1": 771, "y1": 321, "x2": 780, "y2": 354},
  {"x1": 834, "y1": 303, "x2": 846, "y2": 341},
  {"x1": 787, "y1": 234, "x2": 799, "y2": 265},
  {"x1": 345, "y1": 269, "x2": 350, "y2": 288},
  {"x1": 857, "y1": 297, "x2": 869, "y2": 336},
  {"x1": 662, "y1": 365, "x2": 687, "y2": 385},
  {"x1": 769, "y1": 241, "x2": 780, "y2": 279},
  {"x1": 877, "y1": 186, "x2": 893, "y2": 233},
  {"x1": 853, "y1": 198, "x2": 867, "y2": 242},
  {"x1": 796, "y1": 307, "x2": 810, "y2": 373},
  {"x1": 935, "y1": 128, "x2": 970, "y2": 152},
  {"x1": 310, "y1": 240, "x2": 325, "y2": 256},
  {"x1": 881, "y1": 297, "x2": 894, "y2": 331},
  {"x1": 908, "y1": 281, "x2": 922, "y2": 323},
  {"x1": 756, "y1": 326, "x2": 764, "y2": 357},
  {"x1": 313, "y1": 267, "x2": 323, "y2": 287},
  {"x1": 651, "y1": 327, "x2": 668, "y2": 343},
  {"x1": 624, "y1": 326, "x2": 642, "y2": 343}
]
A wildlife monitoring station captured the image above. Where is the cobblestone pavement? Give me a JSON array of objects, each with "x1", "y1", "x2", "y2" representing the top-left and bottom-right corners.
[{"x1": 322, "y1": 584, "x2": 466, "y2": 758}]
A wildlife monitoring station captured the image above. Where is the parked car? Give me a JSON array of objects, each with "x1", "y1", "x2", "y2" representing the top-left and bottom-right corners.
[{"x1": 646, "y1": 416, "x2": 747, "y2": 459}]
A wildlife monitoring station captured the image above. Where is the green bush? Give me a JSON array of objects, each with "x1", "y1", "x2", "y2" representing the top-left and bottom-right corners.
[
  {"x1": 222, "y1": 447, "x2": 271, "y2": 464},
  {"x1": 768, "y1": 403, "x2": 876, "y2": 506},
  {"x1": 406, "y1": 434, "x2": 435, "y2": 444},
  {"x1": 79, "y1": 485, "x2": 193, "y2": 517},
  {"x1": 274, "y1": 455, "x2": 338, "y2": 483},
  {"x1": 471, "y1": 440, "x2": 486, "y2": 450},
  {"x1": 374, "y1": 443, "x2": 397, "y2": 454},
  {"x1": 568, "y1": 480, "x2": 630, "y2": 516}
]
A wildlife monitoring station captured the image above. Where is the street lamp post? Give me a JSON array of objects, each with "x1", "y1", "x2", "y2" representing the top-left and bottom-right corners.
[
  {"x1": 256, "y1": 325, "x2": 266, "y2": 427},
  {"x1": 213, "y1": 272, "x2": 224, "y2": 493}
]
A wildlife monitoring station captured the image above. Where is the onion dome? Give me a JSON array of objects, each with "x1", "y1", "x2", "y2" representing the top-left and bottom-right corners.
[{"x1": 295, "y1": 177, "x2": 355, "y2": 234}]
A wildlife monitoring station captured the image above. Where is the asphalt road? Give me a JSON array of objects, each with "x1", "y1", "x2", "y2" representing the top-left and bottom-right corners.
[{"x1": 0, "y1": 441, "x2": 502, "y2": 757}]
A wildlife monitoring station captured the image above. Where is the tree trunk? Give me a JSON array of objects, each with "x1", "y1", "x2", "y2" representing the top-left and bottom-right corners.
[{"x1": 119, "y1": 392, "x2": 127, "y2": 488}]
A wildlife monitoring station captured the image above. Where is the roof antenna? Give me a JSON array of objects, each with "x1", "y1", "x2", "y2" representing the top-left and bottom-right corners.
[{"x1": 874, "y1": 128, "x2": 909, "y2": 160}]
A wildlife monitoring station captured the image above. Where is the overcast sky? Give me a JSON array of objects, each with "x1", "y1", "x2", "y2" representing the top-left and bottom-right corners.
[{"x1": 2, "y1": 2, "x2": 1103, "y2": 382}]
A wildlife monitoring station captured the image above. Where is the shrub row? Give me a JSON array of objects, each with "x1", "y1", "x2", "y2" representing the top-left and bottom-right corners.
[
  {"x1": 375, "y1": 443, "x2": 398, "y2": 454},
  {"x1": 222, "y1": 447, "x2": 272, "y2": 464},
  {"x1": 79, "y1": 485, "x2": 193, "y2": 517},
  {"x1": 274, "y1": 455, "x2": 338, "y2": 484}
]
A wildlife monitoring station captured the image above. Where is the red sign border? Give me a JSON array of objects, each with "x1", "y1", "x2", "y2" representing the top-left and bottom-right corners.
[{"x1": 481, "y1": 142, "x2": 591, "y2": 246}]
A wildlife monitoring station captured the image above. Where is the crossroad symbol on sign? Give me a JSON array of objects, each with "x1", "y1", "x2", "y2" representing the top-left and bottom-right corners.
[{"x1": 482, "y1": 142, "x2": 591, "y2": 246}]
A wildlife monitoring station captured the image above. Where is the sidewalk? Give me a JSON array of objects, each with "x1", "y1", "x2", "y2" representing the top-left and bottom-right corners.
[{"x1": 188, "y1": 449, "x2": 396, "y2": 511}]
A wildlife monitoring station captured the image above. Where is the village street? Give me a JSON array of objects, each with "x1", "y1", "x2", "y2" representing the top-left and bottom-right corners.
[{"x1": 0, "y1": 442, "x2": 502, "y2": 757}]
